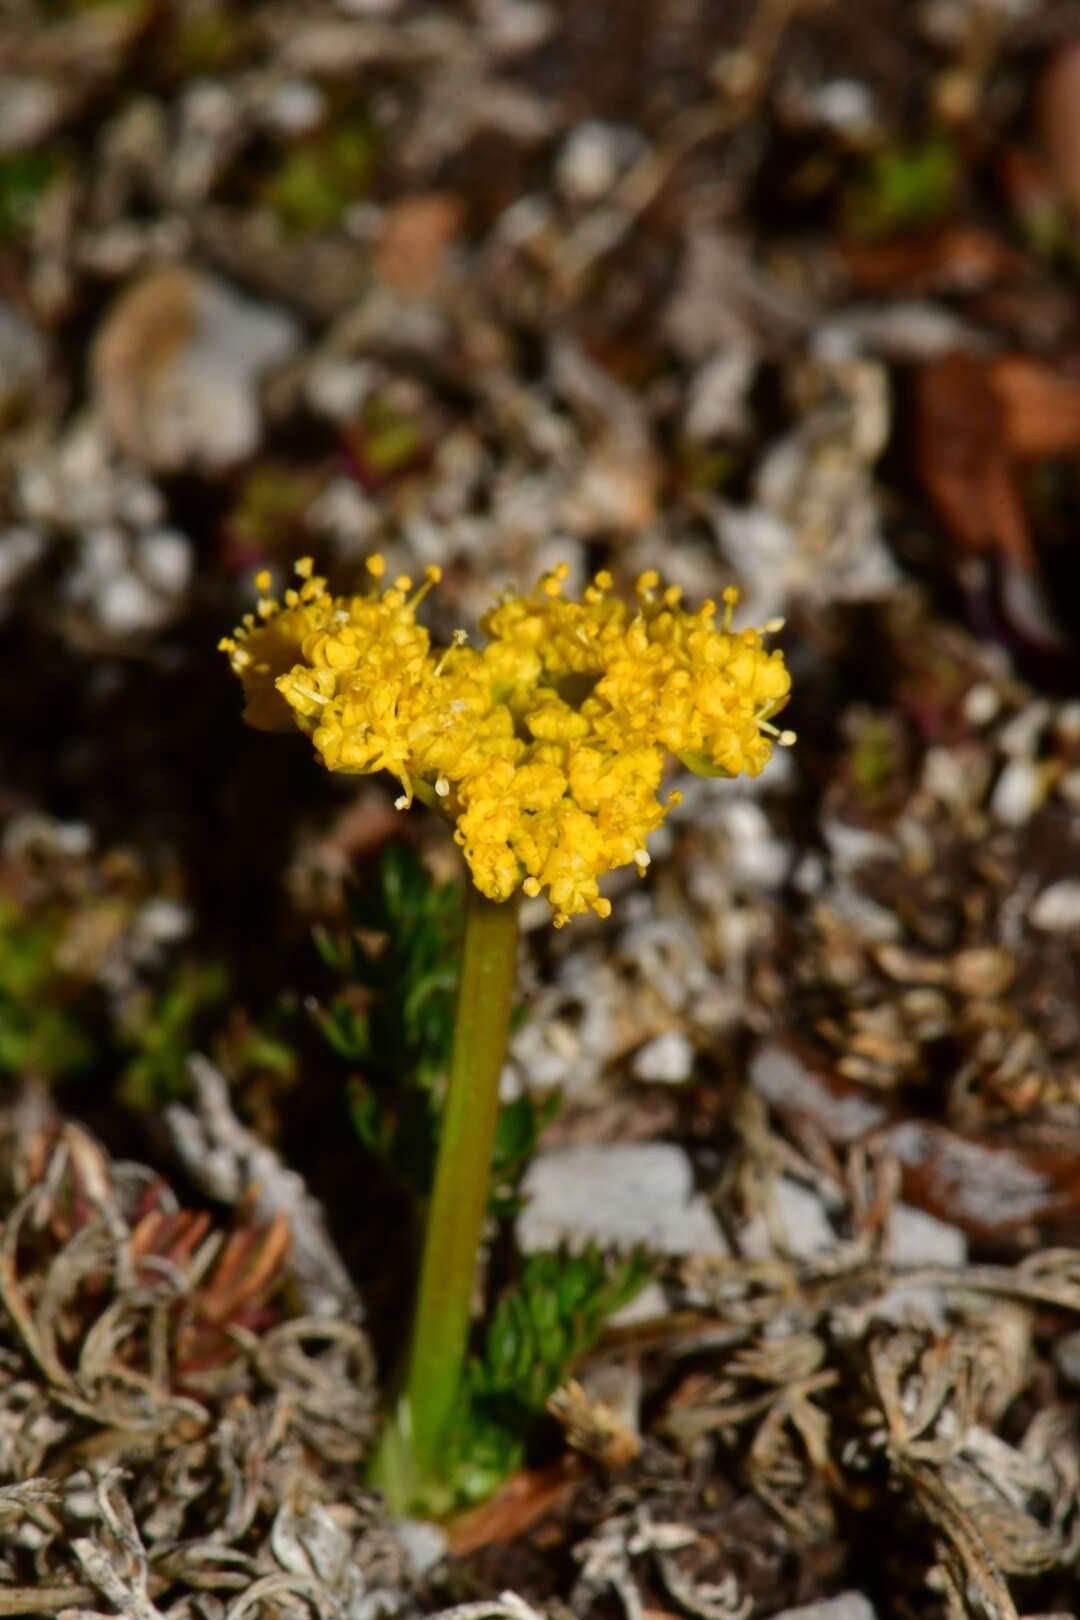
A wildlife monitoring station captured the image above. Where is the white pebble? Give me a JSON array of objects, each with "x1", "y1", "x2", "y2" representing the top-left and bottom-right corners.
[
  {"x1": 1030, "y1": 880, "x2": 1080, "y2": 933},
  {"x1": 631, "y1": 1031, "x2": 694, "y2": 1085},
  {"x1": 991, "y1": 758, "x2": 1042, "y2": 827},
  {"x1": 139, "y1": 530, "x2": 193, "y2": 595},
  {"x1": 963, "y1": 682, "x2": 1001, "y2": 727}
]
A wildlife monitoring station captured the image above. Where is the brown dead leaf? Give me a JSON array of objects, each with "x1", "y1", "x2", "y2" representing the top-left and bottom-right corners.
[
  {"x1": 842, "y1": 226, "x2": 1028, "y2": 297},
  {"x1": 91, "y1": 267, "x2": 197, "y2": 463},
  {"x1": 884, "y1": 1119, "x2": 1080, "y2": 1240},
  {"x1": 988, "y1": 355, "x2": 1080, "y2": 458},
  {"x1": 1038, "y1": 38, "x2": 1080, "y2": 223},
  {"x1": 130, "y1": 1207, "x2": 214, "y2": 1273},
  {"x1": 913, "y1": 351, "x2": 1080, "y2": 570},
  {"x1": 912, "y1": 352, "x2": 1033, "y2": 567},
  {"x1": 198, "y1": 1209, "x2": 291, "y2": 1325},
  {"x1": 373, "y1": 193, "x2": 465, "y2": 293},
  {"x1": 447, "y1": 1456, "x2": 583, "y2": 1556},
  {"x1": 548, "y1": 1377, "x2": 641, "y2": 1467}
]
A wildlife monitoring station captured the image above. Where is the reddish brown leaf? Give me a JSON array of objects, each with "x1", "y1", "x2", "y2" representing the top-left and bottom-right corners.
[
  {"x1": 752, "y1": 1041, "x2": 1080, "y2": 1242},
  {"x1": 131, "y1": 1208, "x2": 213, "y2": 1274},
  {"x1": 988, "y1": 355, "x2": 1080, "y2": 457},
  {"x1": 447, "y1": 1457, "x2": 583, "y2": 1556},
  {"x1": 842, "y1": 226, "x2": 1028, "y2": 296},
  {"x1": 199, "y1": 1210, "x2": 291, "y2": 1325},
  {"x1": 373, "y1": 193, "x2": 465, "y2": 294},
  {"x1": 1038, "y1": 38, "x2": 1080, "y2": 222},
  {"x1": 883, "y1": 1119, "x2": 1080, "y2": 1240},
  {"x1": 912, "y1": 352, "x2": 1034, "y2": 567}
]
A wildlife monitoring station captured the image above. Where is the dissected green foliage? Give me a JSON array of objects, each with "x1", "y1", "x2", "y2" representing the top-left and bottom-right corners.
[
  {"x1": 316, "y1": 845, "x2": 553, "y2": 1207},
  {"x1": 314, "y1": 844, "x2": 461, "y2": 1088},
  {"x1": 117, "y1": 958, "x2": 229, "y2": 1108},
  {"x1": 446, "y1": 1245, "x2": 652, "y2": 1504}
]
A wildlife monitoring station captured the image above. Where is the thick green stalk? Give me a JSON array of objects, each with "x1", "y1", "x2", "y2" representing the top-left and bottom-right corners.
[{"x1": 373, "y1": 883, "x2": 520, "y2": 1512}]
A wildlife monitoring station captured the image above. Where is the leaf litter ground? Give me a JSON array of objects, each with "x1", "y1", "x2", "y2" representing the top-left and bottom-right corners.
[{"x1": 3, "y1": 1, "x2": 1080, "y2": 1617}]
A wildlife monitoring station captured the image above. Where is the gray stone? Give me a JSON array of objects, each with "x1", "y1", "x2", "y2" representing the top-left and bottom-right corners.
[
  {"x1": 0, "y1": 302, "x2": 45, "y2": 411},
  {"x1": 885, "y1": 1202, "x2": 967, "y2": 1267},
  {"x1": 1053, "y1": 1328, "x2": 1080, "y2": 1387},
  {"x1": 767, "y1": 1594, "x2": 877, "y2": 1620},
  {"x1": 393, "y1": 1517, "x2": 447, "y2": 1578},
  {"x1": 740, "y1": 1176, "x2": 836, "y2": 1260},
  {"x1": 518, "y1": 1143, "x2": 729, "y2": 1257}
]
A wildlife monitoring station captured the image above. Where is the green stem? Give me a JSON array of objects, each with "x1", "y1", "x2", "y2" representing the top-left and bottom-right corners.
[{"x1": 372, "y1": 883, "x2": 520, "y2": 1513}]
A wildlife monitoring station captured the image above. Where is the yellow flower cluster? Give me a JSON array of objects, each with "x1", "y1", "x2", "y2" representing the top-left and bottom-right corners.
[{"x1": 221, "y1": 559, "x2": 793, "y2": 926}]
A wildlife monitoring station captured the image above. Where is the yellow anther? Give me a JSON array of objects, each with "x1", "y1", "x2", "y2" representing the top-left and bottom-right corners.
[
  {"x1": 366, "y1": 554, "x2": 387, "y2": 579},
  {"x1": 255, "y1": 569, "x2": 273, "y2": 593},
  {"x1": 434, "y1": 628, "x2": 468, "y2": 676},
  {"x1": 295, "y1": 557, "x2": 315, "y2": 580}
]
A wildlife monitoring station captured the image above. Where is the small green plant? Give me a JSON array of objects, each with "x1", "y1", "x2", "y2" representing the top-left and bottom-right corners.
[
  {"x1": 261, "y1": 112, "x2": 379, "y2": 234},
  {"x1": 841, "y1": 708, "x2": 909, "y2": 818},
  {"x1": 0, "y1": 899, "x2": 94, "y2": 1083},
  {"x1": 344, "y1": 396, "x2": 427, "y2": 484},
  {"x1": 169, "y1": 2, "x2": 250, "y2": 75},
  {"x1": 117, "y1": 958, "x2": 229, "y2": 1109},
  {"x1": 222, "y1": 554, "x2": 793, "y2": 1511},
  {"x1": 844, "y1": 133, "x2": 959, "y2": 239},
  {"x1": 0, "y1": 151, "x2": 61, "y2": 243},
  {"x1": 224, "y1": 464, "x2": 327, "y2": 559}
]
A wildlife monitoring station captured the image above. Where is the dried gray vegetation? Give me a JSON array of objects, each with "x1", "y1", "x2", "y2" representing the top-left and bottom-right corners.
[{"x1": 0, "y1": 1117, "x2": 398, "y2": 1619}]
